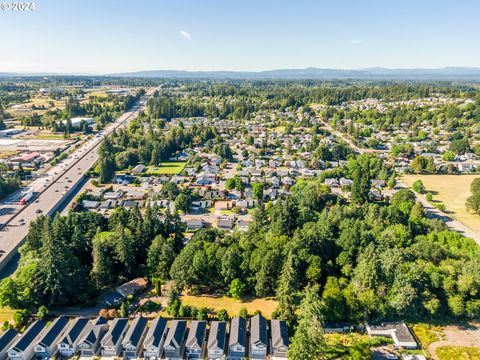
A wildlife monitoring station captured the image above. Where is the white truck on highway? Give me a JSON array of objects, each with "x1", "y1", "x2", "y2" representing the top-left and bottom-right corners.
[{"x1": 19, "y1": 188, "x2": 34, "y2": 205}]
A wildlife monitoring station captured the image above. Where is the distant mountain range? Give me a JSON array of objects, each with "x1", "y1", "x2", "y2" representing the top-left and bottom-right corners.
[{"x1": 3, "y1": 67, "x2": 480, "y2": 80}]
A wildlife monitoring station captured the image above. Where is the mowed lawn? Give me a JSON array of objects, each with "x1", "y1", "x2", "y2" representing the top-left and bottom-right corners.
[
  {"x1": 146, "y1": 162, "x2": 187, "y2": 175},
  {"x1": 180, "y1": 295, "x2": 278, "y2": 318},
  {"x1": 402, "y1": 174, "x2": 480, "y2": 235}
]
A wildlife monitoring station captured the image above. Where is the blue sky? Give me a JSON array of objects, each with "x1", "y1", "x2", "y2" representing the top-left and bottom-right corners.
[{"x1": 1, "y1": 0, "x2": 479, "y2": 73}]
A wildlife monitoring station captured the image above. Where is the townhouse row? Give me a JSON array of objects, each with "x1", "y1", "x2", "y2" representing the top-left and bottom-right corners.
[{"x1": 0, "y1": 315, "x2": 289, "y2": 360}]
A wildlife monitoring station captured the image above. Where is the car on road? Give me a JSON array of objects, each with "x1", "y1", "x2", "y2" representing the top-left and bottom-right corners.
[
  {"x1": 386, "y1": 354, "x2": 398, "y2": 360},
  {"x1": 35, "y1": 209, "x2": 42, "y2": 214}
]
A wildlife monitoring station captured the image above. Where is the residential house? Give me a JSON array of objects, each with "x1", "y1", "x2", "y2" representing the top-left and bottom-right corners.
[
  {"x1": 163, "y1": 320, "x2": 187, "y2": 360},
  {"x1": 366, "y1": 322, "x2": 418, "y2": 349},
  {"x1": 249, "y1": 314, "x2": 268, "y2": 359},
  {"x1": 236, "y1": 219, "x2": 252, "y2": 231},
  {"x1": 186, "y1": 218, "x2": 204, "y2": 230},
  {"x1": 100, "y1": 318, "x2": 129, "y2": 357},
  {"x1": 34, "y1": 316, "x2": 69, "y2": 358},
  {"x1": 206, "y1": 321, "x2": 226, "y2": 360},
  {"x1": 0, "y1": 329, "x2": 18, "y2": 360},
  {"x1": 8, "y1": 320, "x2": 46, "y2": 360},
  {"x1": 143, "y1": 317, "x2": 168, "y2": 360},
  {"x1": 78, "y1": 317, "x2": 109, "y2": 356},
  {"x1": 270, "y1": 320, "x2": 289, "y2": 359},
  {"x1": 214, "y1": 200, "x2": 234, "y2": 211},
  {"x1": 132, "y1": 164, "x2": 146, "y2": 174},
  {"x1": 228, "y1": 317, "x2": 246, "y2": 360},
  {"x1": 122, "y1": 316, "x2": 148, "y2": 358},
  {"x1": 184, "y1": 321, "x2": 206, "y2": 359},
  {"x1": 57, "y1": 317, "x2": 90, "y2": 357},
  {"x1": 215, "y1": 217, "x2": 234, "y2": 230},
  {"x1": 104, "y1": 190, "x2": 124, "y2": 200},
  {"x1": 324, "y1": 178, "x2": 339, "y2": 188}
]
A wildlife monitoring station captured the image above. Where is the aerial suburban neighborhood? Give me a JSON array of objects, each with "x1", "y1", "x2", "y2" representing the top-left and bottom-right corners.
[{"x1": 1, "y1": 1, "x2": 480, "y2": 360}]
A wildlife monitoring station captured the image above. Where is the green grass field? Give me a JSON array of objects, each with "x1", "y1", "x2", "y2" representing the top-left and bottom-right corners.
[
  {"x1": 146, "y1": 162, "x2": 187, "y2": 175},
  {"x1": 436, "y1": 346, "x2": 480, "y2": 360},
  {"x1": 402, "y1": 174, "x2": 480, "y2": 235}
]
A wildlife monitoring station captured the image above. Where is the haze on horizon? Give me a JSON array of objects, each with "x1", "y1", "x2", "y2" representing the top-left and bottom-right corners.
[{"x1": 1, "y1": 0, "x2": 479, "y2": 74}]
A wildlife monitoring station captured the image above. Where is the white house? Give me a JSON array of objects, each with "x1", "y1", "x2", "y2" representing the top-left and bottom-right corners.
[
  {"x1": 0, "y1": 329, "x2": 18, "y2": 360},
  {"x1": 101, "y1": 318, "x2": 129, "y2": 357},
  {"x1": 228, "y1": 317, "x2": 246, "y2": 360},
  {"x1": 8, "y1": 320, "x2": 46, "y2": 360},
  {"x1": 163, "y1": 320, "x2": 187, "y2": 360},
  {"x1": 249, "y1": 314, "x2": 268, "y2": 359},
  {"x1": 143, "y1": 317, "x2": 167, "y2": 360},
  {"x1": 34, "y1": 316, "x2": 69, "y2": 358},
  {"x1": 270, "y1": 320, "x2": 289, "y2": 359},
  {"x1": 206, "y1": 321, "x2": 226, "y2": 360},
  {"x1": 57, "y1": 317, "x2": 90, "y2": 357},
  {"x1": 365, "y1": 322, "x2": 418, "y2": 349},
  {"x1": 78, "y1": 317, "x2": 109, "y2": 357},
  {"x1": 184, "y1": 321, "x2": 206, "y2": 359},
  {"x1": 122, "y1": 316, "x2": 148, "y2": 359}
]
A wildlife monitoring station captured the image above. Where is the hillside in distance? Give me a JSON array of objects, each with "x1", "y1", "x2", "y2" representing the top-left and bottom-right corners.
[{"x1": 108, "y1": 67, "x2": 480, "y2": 80}]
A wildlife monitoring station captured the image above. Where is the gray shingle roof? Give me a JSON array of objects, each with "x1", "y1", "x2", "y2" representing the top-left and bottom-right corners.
[
  {"x1": 0, "y1": 328, "x2": 18, "y2": 352},
  {"x1": 185, "y1": 321, "x2": 206, "y2": 350},
  {"x1": 101, "y1": 318, "x2": 128, "y2": 346},
  {"x1": 250, "y1": 314, "x2": 267, "y2": 346},
  {"x1": 143, "y1": 317, "x2": 167, "y2": 348},
  {"x1": 164, "y1": 320, "x2": 186, "y2": 349},
  {"x1": 271, "y1": 320, "x2": 289, "y2": 349},
  {"x1": 228, "y1": 317, "x2": 246, "y2": 347},
  {"x1": 59, "y1": 317, "x2": 90, "y2": 346},
  {"x1": 38, "y1": 316, "x2": 69, "y2": 347},
  {"x1": 122, "y1": 316, "x2": 147, "y2": 348},
  {"x1": 82, "y1": 317, "x2": 108, "y2": 345},
  {"x1": 207, "y1": 321, "x2": 226, "y2": 350},
  {"x1": 10, "y1": 320, "x2": 45, "y2": 352}
]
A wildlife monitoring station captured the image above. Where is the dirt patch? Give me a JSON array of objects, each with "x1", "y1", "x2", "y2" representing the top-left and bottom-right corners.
[{"x1": 428, "y1": 323, "x2": 480, "y2": 360}]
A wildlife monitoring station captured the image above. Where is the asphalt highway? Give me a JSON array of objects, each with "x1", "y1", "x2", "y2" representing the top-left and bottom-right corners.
[{"x1": 0, "y1": 88, "x2": 157, "y2": 272}]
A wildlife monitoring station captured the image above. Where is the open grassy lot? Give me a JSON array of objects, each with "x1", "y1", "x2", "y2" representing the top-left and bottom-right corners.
[
  {"x1": 411, "y1": 323, "x2": 445, "y2": 348},
  {"x1": 146, "y1": 162, "x2": 187, "y2": 175},
  {"x1": 402, "y1": 174, "x2": 480, "y2": 235},
  {"x1": 180, "y1": 295, "x2": 278, "y2": 318},
  {"x1": 436, "y1": 346, "x2": 480, "y2": 360},
  {"x1": 0, "y1": 307, "x2": 15, "y2": 323}
]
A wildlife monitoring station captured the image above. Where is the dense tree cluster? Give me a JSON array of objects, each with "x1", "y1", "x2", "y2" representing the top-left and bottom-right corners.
[
  {"x1": 97, "y1": 114, "x2": 219, "y2": 182},
  {"x1": 0, "y1": 207, "x2": 185, "y2": 309}
]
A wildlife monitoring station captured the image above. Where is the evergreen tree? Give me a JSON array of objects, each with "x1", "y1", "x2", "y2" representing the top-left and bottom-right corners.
[{"x1": 288, "y1": 285, "x2": 326, "y2": 360}]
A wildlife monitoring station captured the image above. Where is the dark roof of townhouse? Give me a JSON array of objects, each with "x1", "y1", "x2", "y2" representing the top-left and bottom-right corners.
[
  {"x1": 185, "y1": 321, "x2": 206, "y2": 350},
  {"x1": 11, "y1": 320, "x2": 45, "y2": 352},
  {"x1": 0, "y1": 328, "x2": 18, "y2": 352},
  {"x1": 250, "y1": 314, "x2": 267, "y2": 346},
  {"x1": 207, "y1": 321, "x2": 226, "y2": 350},
  {"x1": 38, "y1": 316, "x2": 69, "y2": 347},
  {"x1": 59, "y1": 317, "x2": 90, "y2": 345},
  {"x1": 164, "y1": 320, "x2": 187, "y2": 348},
  {"x1": 122, "y1": 316, "x2": 147, "y2": 348},
  {"x1": 271, "y1": 320, "x2": 289, "y2": 349},
  {"x1": 143, "y1": 317, "x2": 167, "y2": 348},
  {"x1": 102, "y1": 318, "x2": 129, "y2": 346},
  {"x1": 82, "y1": 317, "x2": 108, "y2": 345},
  {"x1": 228, "y1": 317, "x2": 246, "y2": 347}
]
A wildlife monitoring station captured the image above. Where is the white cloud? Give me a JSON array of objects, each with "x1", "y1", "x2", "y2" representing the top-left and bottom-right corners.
[
  {"x1": 350, "y1": 40, "x2": 362, "y2": 45},
  {"x1": 179, "y1": 30, "x2": 191, "y2": 40}
]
